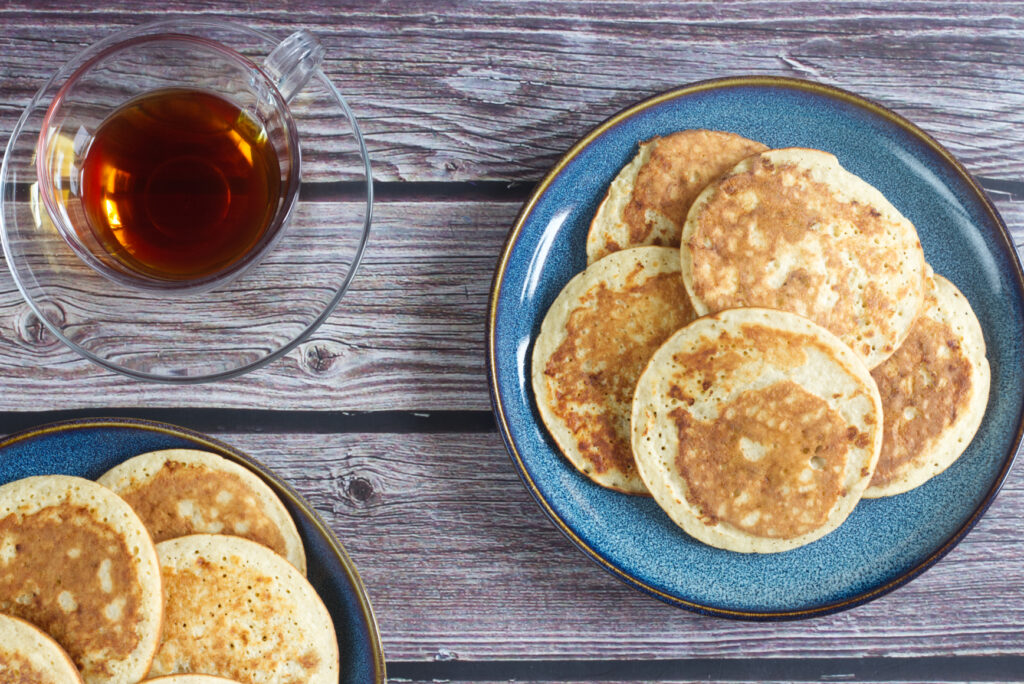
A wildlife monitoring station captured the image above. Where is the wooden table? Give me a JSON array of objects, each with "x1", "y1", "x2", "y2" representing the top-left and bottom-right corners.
[{"x1": 2, "y1": 2, "x2": 1023, "y2": 681}]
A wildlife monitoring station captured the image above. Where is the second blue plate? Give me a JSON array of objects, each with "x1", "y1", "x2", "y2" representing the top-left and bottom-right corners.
[{"x1": 0, "y1": 418, "x2": 386, "y2": 681}]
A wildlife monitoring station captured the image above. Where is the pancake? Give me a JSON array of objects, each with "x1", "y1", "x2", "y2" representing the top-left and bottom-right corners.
[
  {"x1": 532, "y1": 247, "x2": 696, "y2": 494},
  {"x1": 681, "y1": 147, "x2": 927, "y2": 369},
  {"x1": 98, "y1": 449, "x2": 306, "y2": 574},
  {"x1": 0, "y1": 475, "x2": 163, "y2": 683},
  {"x1": 631, "y1": 307, "x2": 883, "y2": 553},
  {"x1": 0, "y1": 613, "x2": 83, "y2": 683},
  {"x1": 149, "y1": 534, "x2": 338, "y2": 683},
  {"x1": 865, "y1": 273, "x2": 990, "y2": 497},
  {"x1": 587, "y1": 129, "x2": 768, "y2": 263}
]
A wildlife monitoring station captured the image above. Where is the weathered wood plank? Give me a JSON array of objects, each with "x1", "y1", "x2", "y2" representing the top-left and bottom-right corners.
[
  {"x1": 390, "y1": 664, "x2": 1023, "y2": 684},
  {"x1": 0, "y1": 197, "x2": 1019, "y2": 410},
  {"x1": 0, "y1": 200, "x2": 508, "y2": 408},
  {"x1": 1, "y1": 2, "x2": 1022, "y2": 182},
  {"x1": 207, "y1": 431, "x2": 1024, "y2": 660},
  {"x1": 392, "y1": 678, "x2": 1011, "y2": 684}
]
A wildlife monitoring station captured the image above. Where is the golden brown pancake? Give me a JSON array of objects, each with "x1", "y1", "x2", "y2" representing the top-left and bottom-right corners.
[
  {"x1": 98, "y1": 449, "x2": 306, "y2": 573},
  {"x1": 149, "y1": 534, "x2": 338, "y2": 684},
  {"x1": 587, "y1": 130, "x2": 768, "y2": 263},
  {"x1": 0, "y1": 613, "x2": 83, "y2": 683},
  {"x1": 865, "y1": 272, "x2": 990, "y2": 497},
  {"x1": 632, "y1": 308, "x2": 882, "y2": 553},
  {"x1": 532, "y1": 247, "x2": 696, "y2": 494},
  {"x1": 681, "y1": 148, "x2": 927, "y2": 368},
  {"x1": 0, "y1": 475, "x2": 162, "y2": 684}
]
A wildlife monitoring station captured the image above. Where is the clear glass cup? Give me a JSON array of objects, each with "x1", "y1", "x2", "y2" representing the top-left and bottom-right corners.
[
  {"x1": 0, "y1": 19, "x2": 373, "y2": 382},
  {"x1": 36, "y1": 31, "x2": 316, "y2": 292}
]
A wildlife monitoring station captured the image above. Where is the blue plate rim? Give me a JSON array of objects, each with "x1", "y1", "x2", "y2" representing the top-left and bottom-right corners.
[
  {"x1": 486, "y1": 75, "x2": 1024, "y2": 621},
  {"x1": 0, "y1": 416, "x2": 387, "y2": 680}
]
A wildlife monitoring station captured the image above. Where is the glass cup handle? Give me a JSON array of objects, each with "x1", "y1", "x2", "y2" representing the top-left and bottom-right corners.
[{"x1": 263, "y1": 30, "x2": 325, "y2": 103}]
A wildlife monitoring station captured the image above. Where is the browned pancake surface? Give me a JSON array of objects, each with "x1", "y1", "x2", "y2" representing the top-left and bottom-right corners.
[
  {"x1": 539, "y1": 249, "x2": 695, "y2": 491},
  {"x1": 664, "y1": 324, "x2": 870, "y2": 538},
  {"x1": 622, "y1": 130, "x2": 767, "y2": 248},
  {"x1": 684, "y1": 149, "x2": 925, "y2": 368},
  {"x1": 159, "y1": 561, "x2": 320, "y2": 676},
  {"x1": 671, "y1": 381, "x2": 851, "y2": 538},
  {"x1": 872, "y1": 318, "x2": 971, "y2": 487},
  {"x1": 0, "y1": 614, "x2": 83, "y2": 684},
  {"x1": 0, "y1": 650, "x2": 47, "y2": 684},
  {"x1": 119, "y1": 460, "x2": 288, "y2": 556},
  {"x1": 631, "y1": 307, "x2": 882, "y2": 552},
  {"x1": 547, "y1": 272, "x2": 691, "y2": 474},
  {"x1": 0, "y1": 504, "x2": 143, "y2": 677},
  {"x1": 866, "y1": 273, "x2": 989, "y2": 496}
]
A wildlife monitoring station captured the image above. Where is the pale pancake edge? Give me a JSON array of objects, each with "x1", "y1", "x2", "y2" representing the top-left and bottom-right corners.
[
  {"x1": 150, "y1": 534, "x2": 338, "y2": 684},
  {"x1": 0, "y1": 613, "x2": 84, "y2": 683}
]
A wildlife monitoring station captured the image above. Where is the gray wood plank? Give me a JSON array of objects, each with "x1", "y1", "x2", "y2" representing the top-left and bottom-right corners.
[
  {"x1": 1, "y1": 2, "x2": 1022, "y2": 182},
  {"x1": 0, "y1": 200, "x2": 509, "y2": 409},
  {"x1": 391, "y1": 678, "x2": 1021, "y2": 684},
  {"x1": 0, "y1": 198, "x2": 1019, "y2": 411},
  {"x1": 208, "y1": 430, "x2": 1024, "y2": 660},
  {"x1": 392, "y1": 681, "x2": 1020, "y2": 684}
]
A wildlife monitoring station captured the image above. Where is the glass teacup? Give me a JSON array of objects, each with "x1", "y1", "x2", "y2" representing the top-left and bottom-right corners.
[
  {"x1": 36, "y1": 28, "x2": 324, "y2": 293},
  {"x1": 0, "y1": 19, "x2": 372, "y2": 382}
]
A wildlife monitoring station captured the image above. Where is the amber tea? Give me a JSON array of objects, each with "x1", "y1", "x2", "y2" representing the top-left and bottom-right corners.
[{"x1": 80, "y1": 88, "x2": 282, "y2": 282}]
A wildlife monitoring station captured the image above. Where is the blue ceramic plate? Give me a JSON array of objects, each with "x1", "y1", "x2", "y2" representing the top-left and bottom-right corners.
[
  {"x1": 488, "y1": 76, "x2": 1024, "y2": 619},
  {"x1": 0, "y1": 418, "x2": 386, "y2": 681}
]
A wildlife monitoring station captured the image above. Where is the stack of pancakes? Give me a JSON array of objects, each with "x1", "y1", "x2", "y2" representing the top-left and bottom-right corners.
[
  {"x1": 532, "y1": 131, "x2": 990, "y2": 553},
  {"x1": 0, "y1": 449, "x2": 339, "y2": 682}
]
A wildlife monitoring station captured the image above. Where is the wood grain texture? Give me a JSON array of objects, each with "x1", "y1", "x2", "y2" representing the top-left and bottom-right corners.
[
  {"x1": 0, "y1": 197, "x2": 1019, "y2": 410},
  {"x1": 1, "y1": 1, "x2": 1023, "y2": 183},
  {"x1": 0, "y1": 198, "x2": 1019, "y2": 410},
  {"x1": 208, "y1": 430, "x2": 1024, "y2": 660},
  {"x1": 0, "y1": 200, "x2": 507, "y2": 409}
]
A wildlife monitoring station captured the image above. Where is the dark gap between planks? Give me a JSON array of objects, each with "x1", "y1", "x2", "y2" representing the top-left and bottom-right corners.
[
  {"x1": 974, "y1": 176, "x2": 1024, "y2": 202},
  {"x1": 6, "y1": 181, "x2": 535, "y2": 203},
  {"x1": 190, "y1": 177, "x2": 1024, "y2": 203},
  {"x1": 6, "y1": 177, "x2": 1016, "y2": 203},
  {"x1": 0, "y1": 409, "x2": 496, "y2": 436},
  {"x1": 386, "y1": 655, "x2": 1024, "y2": 682}
]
